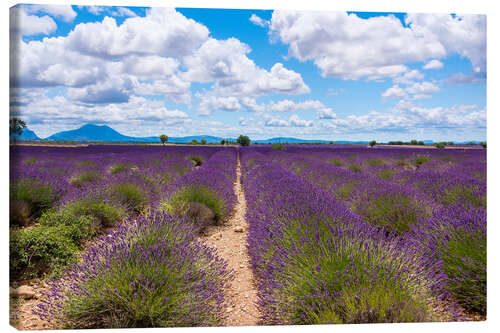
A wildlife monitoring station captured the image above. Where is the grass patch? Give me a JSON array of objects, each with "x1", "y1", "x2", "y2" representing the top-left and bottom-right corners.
[
  {"x1": 328, "y1": 158, "x2": 343, "y2": 166},
  {"x1": 347, "y1": 164, "x2": 362, "y2": 173},
  {"x1": 367, "y1": 158, "x2": 384, "y2": 167},
  {"x1": 70, "y1": 170, "x2": 102, "y2": 187},
  {"x1": 10, "y1": 178, "x2": 60, "y2": 224},
  {"x1": 108, "y1": 183, "x2": 148, "y2": 214}
]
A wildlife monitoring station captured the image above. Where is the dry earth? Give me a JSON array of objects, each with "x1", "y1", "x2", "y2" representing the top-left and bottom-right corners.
[{"x1": 201, "y1": 151, "x2": 260, "y2": 327}]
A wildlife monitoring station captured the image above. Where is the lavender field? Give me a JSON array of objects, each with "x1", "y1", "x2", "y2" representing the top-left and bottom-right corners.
[{"x1": 9, "y1": 144, "x2": 486, "y2": 328}]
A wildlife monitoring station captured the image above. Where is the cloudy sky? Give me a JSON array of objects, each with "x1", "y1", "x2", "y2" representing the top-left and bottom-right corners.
[{"x1": 9, "y1": 4, "x2": 486, "y2": 141}]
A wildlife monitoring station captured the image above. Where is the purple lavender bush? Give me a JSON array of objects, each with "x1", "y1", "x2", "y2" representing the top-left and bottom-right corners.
[
  {"x1": 34, "y1": 212, "x2": 232, "y2": 328},
  {"x1": 411, "y1": 205, "x2": 486, "y2": 314},
  {"x1": 241, "y1": 154, "x2": 456, "y2": 324}
]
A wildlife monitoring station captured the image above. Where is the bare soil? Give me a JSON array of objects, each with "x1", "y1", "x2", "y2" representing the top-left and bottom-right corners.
[{"x1": 201, "y1": 151, "x2": 260, "y2": 327}]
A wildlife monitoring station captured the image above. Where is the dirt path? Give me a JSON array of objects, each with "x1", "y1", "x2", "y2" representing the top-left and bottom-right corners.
[{"x1": 202, "y1": 151, "x2": 260, "y2": 327}]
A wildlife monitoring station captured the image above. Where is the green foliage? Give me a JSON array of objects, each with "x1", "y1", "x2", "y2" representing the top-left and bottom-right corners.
[
  {"x1": 220, "y1": 139, "x2": 226, "y2": 145},
  {"x1": 159, "y1": 134, "x2": 168, "y2": 145},
  {"x1": 412, "y1": 155, "x2": 431, "y2": 168},
  {"x1": 10, "y1": 178, "x2": 59, "y2": 222},
  {"x1": 329, "y1": 158, "x2": 344, "y2": 166},
  {"x1": 355, "y1": 193, "x2": 431, "y2": 234},
  {"x1": 24, "y1": 157, "x2": 37, "y2": 165},
  {"x1": 10, "y1": 117, "x2": 27, "y2": 142},
  {"x1": 266, "y1": 217, "x2": 440, "y2": 324},
  {"x1": 38, "y1": 210, "x2": 98, "y2": 244},
  {"x1": 367, "y1": 158, "x2": 384, "y2": 167},
  {"x1": 70, "y1": 170, "x2": 102, "y2": 187},
  {"x1": 442, "y1": 184, "x2": 486, "y2": 208},
  {"x1": 161, "y1": 186, "x2": 225, "y2": 224},
  {"x1": 369, "y1": 140, "x2": 376, "y2": 147},
  {"x1": 435, "y1": 142, "x2": 446, "y2": 149},
  {"x1": 10, "y1": 226, "x2": 78, "y2": 280},
  {"x1": 187, "y1": 155, "x2": 204, "y2": 166},
  {"x1": 347, "y1": 164, "x2": 362, "y2": 173},
  {"x1": 201, "y1": 139, "x2": 207, "y2": 145},
  {"x1": 377, "y1": 169, "x2": 395, "y2": 181},
  {"x1": 109, "y1": 163, "x2": 137, "y2": 175},
  {"x1": 108, "y1": 183, "x2": 148, "y2": 214},
  {"x1": 237, "y1": 135, "x2": 251, "y2": 146},
  {"x1": 64, "y1": 198, "x2": 126, "y2": 228},
  {"x1": 480, "y1": 142, "x2": 486, "y2": 148},
  {"x1": 271, "y1": 143, "x2": 286, "y2": 151}
]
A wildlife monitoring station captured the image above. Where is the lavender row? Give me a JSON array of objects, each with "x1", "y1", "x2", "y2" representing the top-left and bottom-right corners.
[{"x1": 240, "y1": 149, "x2": 457, "y2": 324}]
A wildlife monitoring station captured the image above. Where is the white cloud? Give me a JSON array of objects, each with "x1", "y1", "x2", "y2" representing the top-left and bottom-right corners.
[
  {"x1": 381, "y1": 85, "x2": 407, "y2": 99},
  {"x1": 406, "y1": 13, "x2": 486, "y2": 74},
  {"x1": 28, "y1": 4, "x2": 77, "y2": 22},
  {"x1": 289, "y1": 114, "x2": 313, "y2": 127},
  {"x1": 268, "y1": 99, "x2": 325, "y2": 112},
  {"x1": 270, "y1": 11, "x2": 485, "y2": 80},
  {"x1": 316, "y1": 108, "x2": 337, "y2": 119},
  {"x1": 393, "y1": 69, "x2": 424, "y2": 85},
  {"x1": 183, "y1": 38, "x2": 309, "y2": 96},
  {"x1": 10, "y1": 7, "x2": 57, "y2": 36},
  {"x1": 240, "y1": 97, "x2": 265, "y2": 113},
  {"x1": 269, "y1": 11, "x2": 445, "y2": 80},
  {"x1": 406, "y1": 81, "x2": 440, "y2": 95},
  {"x1": 196, "y1": 93, "x2": 241, "y2": 116},
  {"x1": 250, "y1": 14, "x2": 268, "y2": 27},
  {"x1": 83, "y1": 6, "x2": 137, "y2": 17},
  {"x1": 423, "y1": 59, "x2": 443, "y2": 70},
  {"x1": 67, "y1": 8, "x2": 209, "y2": 59}
]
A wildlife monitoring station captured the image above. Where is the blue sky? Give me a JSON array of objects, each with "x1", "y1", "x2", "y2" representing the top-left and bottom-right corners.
[{"x1": 9, "y1": 4, "x2": 486, "y2": 141}]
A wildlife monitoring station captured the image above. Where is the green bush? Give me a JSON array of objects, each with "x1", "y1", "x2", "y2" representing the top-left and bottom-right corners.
[
  {"x1": 65, "y1": 199, "x2": 125, "y2": 228},
  {"x1": 271, "y1": 143, "x2": 286, "y2": 151},
  {"x1": 187, "y1": 156, "x2": 204, "y2": 167},
  {"x1": 10, "y1": 226, "x2": 78, "y2": 280},
  {"x1": 109, "y1": 163, "x2": 137, "y2": 175},
  {"x1": 367, "y1": 158, "x2": 384, "y2": 167},
  {"x1": 70, "y1": 170, "x2": 102, "y2": 187},
  {"x1": 108, "y1": 183, "x2": 148, "y2": 214},
  {"x1": 412, "y1": 155, "x2": 431, "y2": 168},
  {"x1": 328, "y1": 158, "x2": 343, "y2": 166},
  {"x1": 377, "y1": 169, "x2": 395, "y2": 181},
  {"x1": 435, "y1": 142, "x2": 446, "y2": 149},
  {"x1": 347, "y1": 164, "x2": 362, "y2": 173},
  {"x1": 38, "y1": 210, "x2": 97, "y2": 244},
  {"x1": 161, "y1": 186, "x2": 225, "y2": 225},
  {"x1": 10, "y1": 178, "x2": 60, "y2": 222}
]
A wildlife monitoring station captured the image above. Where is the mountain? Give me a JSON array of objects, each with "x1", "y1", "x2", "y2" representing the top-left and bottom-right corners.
[
  {"x1": 10, "y1": 128, "x2": 41, "y2": 141},
  {"x1": 44, "y1": 124, "x2": 158, "y2": 142}
]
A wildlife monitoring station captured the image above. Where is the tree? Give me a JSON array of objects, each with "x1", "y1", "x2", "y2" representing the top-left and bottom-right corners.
[
  {"x1": 417, "y1": 140, "x2": 424, "y2": 145},
  {"x1": 190, "y1": 139, "x2": 199, "y2": 145},
  {"x1": 159, "y1": 134, "x2": 168, "y2": 145},
  {"x1": 201, "y1": 139, "x2": 207, "y2": 145},
  {"x1": 237, "y1": 135, "x2": 250, "y2": 146},
  {"x1": 10, "y1": 117, "x2": 27, "y2": 143},
  {"x1": 410, "y1": 139, "x2": 418, "y2": 145},
  {"x1": 480, "y1": 141, "x2": 487, "y2": 148},
  {"x1": 435, "y1": 142, "x2": 446, "y2": 149},
  {"x1": 220, "y1": 139, "x2": 226, "y2": 145},
  {"x1": 369, "y1": 140, "x2": 376, "y2": 148}
]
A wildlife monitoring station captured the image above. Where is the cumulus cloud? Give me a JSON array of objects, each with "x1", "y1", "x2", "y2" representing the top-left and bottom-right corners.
[
  {"x1": 289, "y1": 114, "x2": 313, "y2": 127},
  {"x1": 423, "y1": 59, "x2": 443, "y2": 70},
  {"x1": 183, "y1": 38, "x2": 309, "y2": 96},
  {"x1": 67, "y1": 8, "x2": 209, "y2": 59},
  {"x1": 268, "y1": 99, "x2": 323, "y2": 112},
  {"x1": 316, "y1": 108, "x2": 337, "y2": 119},
  {"x1": 27, "y1": 4, "x2": 77, "y2": 22},
  {"x1": 445, "y1": 71, "x2": 486, "y2": 85},
  {"x1": 196, "y1": 93, "x2": 241, "y2": 116},
  {"x1": 269, "y1": 11, "x2": 485, "y2": 80},
  {"x1": 82, "y1": 5, "x2": 137, "y2": 17},
  {"x1": 393, "y1": 69, "x2": 424, "y2": 85},
  {"x1": 405, "y1": 81, "x2": 440, "y2": 95},
  {"x1": 240, "y1": 97, "x2": 265, "y2": 113},
  {"x1": 381, "y1": 85, "x2": 407, "y2": 99},
  {"x1": 10, "y1": 7, "x2": 57, "y2": 36},
  {"x1": 250, "y1": 14, "x2": 268, "y2": 27}
]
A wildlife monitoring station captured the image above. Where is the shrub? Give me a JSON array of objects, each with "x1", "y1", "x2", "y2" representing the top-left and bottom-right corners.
[
  {"x1": 272, "y1": 143, "x2": 286, "y2": 151},
  {"x1": 109, "y1": 163, "x2": 137, "y2": 175},
  {"x1": 38, "y1": 210, "x2": 98, "y2": 244},
  {"x1": 24, "y1": 157, "x2": 37, "y2": 165},
  {"x1": 36, "y1": 213, "x2": 232, "y2": 328},
  {"x1": 413, "y1": 155, "x2": 431, "y2": 168},
  {"x1": 187, "y1": 155, "x2": 204, "y2": 167},
  {"x1": 377, "y1": 169, "x2": 395, "y2": 181},
  {"x1": 435, "y1": 142, "x2": 446, "y2": 149},
  {"x1": 367, "y1": 158, "x2": 384, "y2": 167},
  {"x1": 161, "y1": 186, "x2": 225, "y2": 230},
  {"x1": 64, "y1": 198, "x2": 125, "y2": 228},
  {"x1": 70, "y1": 170, "x2": 102, "y2": 187},
  {"x1": 10, "y1": 199, "x2": 32, "y2": 227},
  {"x1": 10, "y1": 178, "x2": 60, "y2": 222},
  {"x1": 414, "y1": 206, "x2": 486, "y2": 314},
  {"x1": 441, "y1": 184, "x2": 486, "y2": 208},
  {"x1": 328, "y1": 158, "x2": 343, "y2": 166},
  {"x1": 347, "y1": 164, "x2": 362, "y2": 173},
  {"x1": 108, "y1": 183, "x2": 148, "y2": 214},
  {"x1": 10, "y1": 226, "x2": 78, "y2": 280},
  {"x1": 369, "y1": 140, "x2": 376, "y2": 147}
]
